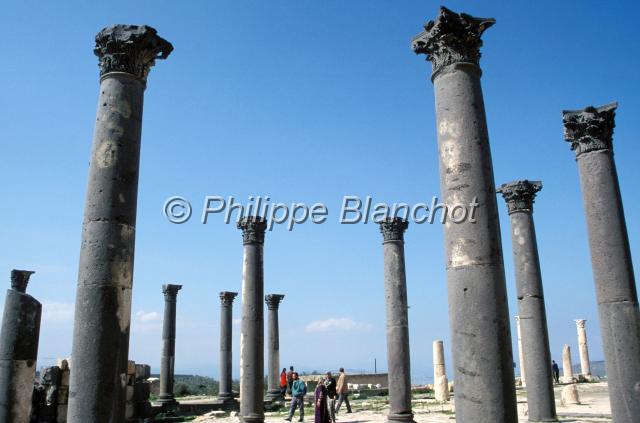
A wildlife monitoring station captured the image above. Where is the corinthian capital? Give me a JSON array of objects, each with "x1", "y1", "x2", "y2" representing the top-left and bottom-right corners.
[
  {"x1": 562, "y1": 102, "x2": 617, "y2": 157},
  {"x1": 575, "y1": 319, "x2": 586, "y2": 329},
  {"x1": 94, "y1": 24, "x2": 173, "y2": 81},
  {"x1": 238, "y1": 216, "x2": 267, "y2": 245},
  {"x1": 412, "y1": 6, "x2": 495, "y2": 77},
  {"x1": 265, "y1": 294, "x2": 285, "y2": 310},
  {"x1": 497, "y1": 180, "x2": 542, "y2": 214},
  {"x1": 162, "y1": 284, "x2": 182, "y2": 301},
  {"x1": 380, "y1": 218, "x2": 408, "y2": 243},
  {"x1": 220, "y1": 291, "x2": 238, "y2": 306},
  {"x1": 11, "y1": 269, "x2": 35, "y2": 293}
]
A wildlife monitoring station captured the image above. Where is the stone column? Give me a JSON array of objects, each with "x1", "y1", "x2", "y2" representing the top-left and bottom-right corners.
[
  {"x1": 238, "y1": 217, "x2": 267, "y2": 423},
  {"x1": 574, "y1": 320, "x2": 591, "y2": 376},
  {"x1": 219, "y1": 291, "x2": 238, "y2": 402},
  {"x1": 265, "y1": 294, "x2": 285, "y2": 401},
  {"x1": 561, "y1": 345, "x2": 573, "y2": 383},
  {"x1": 380, "y1": 218, "x2": 415, "y2": 423},
  {"x1": 562, "y1": 103, "x2": 640, "y2": 421},
  {"x1": 498, "y1": 181, "x2": 557, "y2": 421},
  {"x1": 0, "y1": 270, "x2": 42, "y2": 423},
  {"x1": 67, "y1": 25, "x2": 172, "y2": 423},
  {"x1": 514, "y1": 316, "x2": 526, "y2": 387},
  {"x1": 412, "y1": 7, "x2": 517, "y2": 422},
  {"x1": 158, "y1": 284, "x2": 182, "y2": 408},
  {"x1": 432, "y1": 340, "x2": 449, "y2": 402}
]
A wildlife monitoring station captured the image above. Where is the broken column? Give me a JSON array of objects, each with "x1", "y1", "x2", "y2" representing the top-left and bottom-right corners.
[
  {"x1": 219, "y1": 291, "x2": 238, "y2": 402},
  {"x1": 67, "y1": 24, "x2": 172, "y2": 423},
  {"x1": 0, "y1": 270, "x2": 42, "y2": 423},
  {"x1": 238, "y1": 217, "x2": 267, "y2": 423},
  {"x1": 380, "y1": 218, "x2": 414, "y2": 423},
  {"x1": 497, "y1": 180, "x2": 557, "y2": 421},
  {"x1": 158, "y1": 284, "x2": 182, "y2": 409},
  {"x1": 514, "y1": 316, "x2": 526, "y2": 387},
  {"x1": 563, "y1": 103, "x2": 640, "y2": 421},
  {"x1": 432, "y1": 340, "x2": 449, "y2": 402},
  {"x1": 574, "y1": 319, "x2": 591, "y2": 377},
  {"x1": 561, "y1": 345, "x2": 574, "y2": 383},
  {"x1": 412, "y1": 7, "x2": 517, "y2": 422},
  {"x1": 265, "y1": 294, "x2": 285, "y2": 402}
]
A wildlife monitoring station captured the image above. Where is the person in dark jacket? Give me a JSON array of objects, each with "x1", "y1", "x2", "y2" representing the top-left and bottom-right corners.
[
  {"x1": 552, "y1": 360, "x2": 560, "y2": 384},
  {"x1": 314, "y1": 377, "x2": 330, "y2": 423},
  {"x1": 285, "y1": 372, "x2": 306, "y2": 422},
  {"x1": 324, "y1": 372, "x2": 337, "y2": 423}
]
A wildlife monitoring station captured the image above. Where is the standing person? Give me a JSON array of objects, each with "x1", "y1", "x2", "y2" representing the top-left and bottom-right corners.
[
  {"x1": 287, "y1": 366, "x2": 295, "y2": 395},
  {"x1": 335, "y1": 368, "x2": 352, "y2": 414},
  {"x1": 552, "y1": 360, "x2": 560, "y2": 384},
  {"x1": 324, "y1": 372, "x2": 337, "y2": 423},
  {"x1": 280, "y1": 368, "x2": 288, "y2": 397},
  {"x1": 285, "y1": 372, "x2": 306, "y2": 422},
  {"x1": 314, "y1": 377, "x2": 330, "y2": 423}
]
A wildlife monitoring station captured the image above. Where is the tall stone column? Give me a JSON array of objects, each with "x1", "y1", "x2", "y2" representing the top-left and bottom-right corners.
[
  {"x1": 432, "y1": 340, "x2": 449, "y2": 402},
  {"x1": 412, "y1": 7, "x2": 517, "y2": 422},
  {"x1": 561, "y1": 345, "x2": 573, "y2": 383},
  {"x1": 574, "y1": 320, "x2": 591, "y2": 376},
  {"x1": 238, "y1": 217, "x2": 267, "y2": 423},
  {"x1": 0, "y1": 270, "x2": 42, "y2": 423},
  {"x1": 514, "y1": 316, "x2": 526, "y2": 387},
  {"x1": 219, "y1": 291, "x2": 238, "y2": 402},
  {"x1": 562, "y1": 103, "x2": 640, "y2": 421},
  {"x1": 498, "y1": 181, "x2": 557, "y2": 421},
  {"x1": 265, "y1": 294, "x2": 285, "y2": 401},
  {"x1": 158, "y1": 284, "x2": 182, "y2": 408},
  {"x1": 67, "y1": 25, "x2": 172, "y2": 423},
  {"x1": 380, "y1": 218, "x2": 415, "y2": 423}
]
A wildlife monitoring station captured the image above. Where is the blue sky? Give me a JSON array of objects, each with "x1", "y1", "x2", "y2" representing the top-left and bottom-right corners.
[{"x1": 1, "y1": 1, "x2": 638, "y2": 382}]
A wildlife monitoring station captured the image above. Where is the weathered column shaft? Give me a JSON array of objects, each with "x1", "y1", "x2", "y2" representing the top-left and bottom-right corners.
[
  {"x1": 563, "y1": 103, "x2": 640, "y2": 422},
  {"x1": 265, "y1": 294, "x2": 285, "y2": 401},
  {"x1": 514, "y1": 316, "x2": 526, "y2": 387},
  {"x1": 562, "y1": 345, "x2": 573, "y2": 382},
  {"x1": 68, "y1": 25, "x2": 172, "y2": 423},
  {"x1": 219, "y1": 292, "x2": 238, "y2": 400},
  {"x1": 432, "y1": 340, "x2": 449, "y2": 402},
  {"x1": 498, "y1": 180, "x2": 556, "y2": 421},
  {"x1": 159, "y1": 284, "x2": 182, "y2": 405},
  {"x1": 0, "y1": 270, "x2": 42, "y2": 423},
  {"x1": 412, "y1": 7, "x2": 517, "y2": 422},
  {"x1": 238, "y1": 217, "x2": 267, "y2": 423},
  {"x1": 575, "y1": 320, "x2": 591, "y2": 376},
  {"x1": 380, "y1": 218, "x2": 414, "y2": 423}
]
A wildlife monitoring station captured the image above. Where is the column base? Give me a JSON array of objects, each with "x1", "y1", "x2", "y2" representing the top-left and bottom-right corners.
[
  {"x1": 218, "y1": 392, "x2": 235, "y2": 401},
  {"x1": 386, "y1": 412, "x2": 415, "y2": 423},
  {"x1": 241, "y1": 412, "x2": 265, "y2": 423},
  {"x1": 157, "y1": 394, "x2": 179, "y2": 412}
]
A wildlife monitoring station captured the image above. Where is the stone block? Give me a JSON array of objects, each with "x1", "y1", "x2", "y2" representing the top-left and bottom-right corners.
[
  {"x1": 135, "y1": 363, "x2": 151, "y2": 380},
  {"x1": 56, "y1": 358, "x2": 70, "y2": 371},
  {"x1": 57, "y1": 386, "x2": 69, "y2": 404},
  {"x1": 56, "y1": 404, "x2": 67, "y2": 423},
  {"x1": 134, "y1": 381, "x2": 151, "y2": 402},
  {"x1": 127, "y1": 360, "x2": 136, "y2": 375},
  {"x1": 125, "y1": 401, "x2": 135, "y2": 419},
  {"x1": 60, "y1": 369, "x2": 71, "y2": 386},
  {"x1": 560, "y1": 384, "x2": 580, "y2": 405},
  {"x1": 126, "y1": 385, "x2": 134, "y2": 402}
]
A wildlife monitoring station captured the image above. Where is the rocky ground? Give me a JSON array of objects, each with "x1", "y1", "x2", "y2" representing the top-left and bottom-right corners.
[{"x1": 190, "y1": 382, "x2": 611, "y2": 423}]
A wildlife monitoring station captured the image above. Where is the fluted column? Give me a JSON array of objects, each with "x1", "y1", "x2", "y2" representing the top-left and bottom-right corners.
[
  {"x1": 158, "y1": 284, "x2": 182, "y2": 408},
  {"x1": 514, "y1": 316, "x2": 526, "y2": 387},
  {"x1": 412, "y1": 7, "x2": 517, "y2": 422},
  {"x1": 0, "y1": 270, "x2": 42, "y2": 423},
  {"x1": 561, "y1": 345, "x2": 573, "y2": 383},
  {"x1": 380, "y1": 218, "x2": 414, "y2": 423},
  {"x1": 68, "y1": 25, "x2": 172, "y2": 423},
  {"x1": 432, "y1": 340, "x2": 449, "y2": 402},
  {"x1": 574, "y1": 320, "x2": 591, "y2": 377},
  {"x1": 498, "y1": 181, "x2": 556, "y2": 421},
  {"x1": 219, "y1": 291, "x2": 238, "y2": 401},
  {"x1": 265, "y1": 294, "x2": 285, "y2": 401},
  {"x1": 562, "y1": 103, "x2": 640, "y2": 422},
  {"x1": 238, "y1": 217, "x2": 267, "y2": 423}
]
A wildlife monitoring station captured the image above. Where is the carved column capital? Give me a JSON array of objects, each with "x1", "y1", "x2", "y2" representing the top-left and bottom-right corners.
[
  {"x1": 265, "y1": 294, "x2": 285, "y2": 310},
  {"x1": 380, "y1": 217, "x2": 409, "y2": 243},
  {"x1": 497, "y1": 180, "x2": 542, "y2": 214},
  {"x1": 412, "y1": 6, "x2": 495, "y2": 78},
  {"x1": 162, "y1": 284, "x2": 182, "y2": 301},
  {"x1": 237, "y1": 216, "x2": 267, "y2": 245},
  {"x1": 94, "y1": 24, "x2": 173, "y2": 82},
  {"x1": 220, "y1": 291, "x2": 238, "y2": 306},
  {"x1": 562, "y1": 102, "x2": 617, "y2": 157},
  {"x1": 10, "y1": 269, "x2": 35, "y2": 293},
  {"x1": 575, "y1": 319, "x2": 586, "y2": 329}
]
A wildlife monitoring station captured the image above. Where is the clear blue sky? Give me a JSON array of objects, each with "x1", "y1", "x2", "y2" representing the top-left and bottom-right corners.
[{"x1": 1, "y1": 1, "x2": 638, "y2": 382}]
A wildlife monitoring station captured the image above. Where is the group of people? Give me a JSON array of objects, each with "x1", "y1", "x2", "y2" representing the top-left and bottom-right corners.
[{"x1": 282, "y1": 367, "x2": 352, "y2": 423}]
